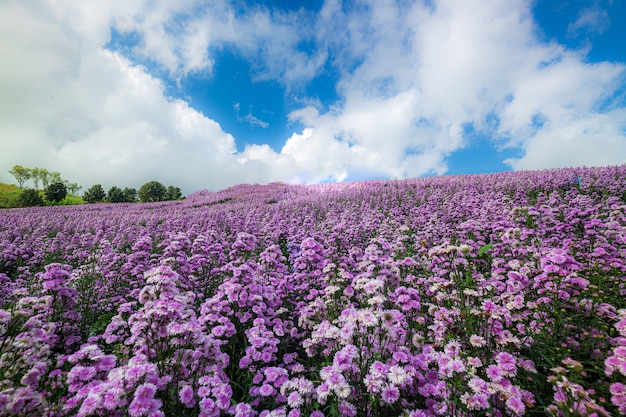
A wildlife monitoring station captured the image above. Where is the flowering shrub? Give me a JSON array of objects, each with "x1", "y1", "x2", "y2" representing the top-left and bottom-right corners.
[{"x1": 1, "y1": 165, "x2": 626, "y2": 415}]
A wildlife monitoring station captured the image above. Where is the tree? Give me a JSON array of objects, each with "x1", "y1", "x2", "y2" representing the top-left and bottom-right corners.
[
  {"x1": 30, "y1": 167, "x2": 42, "y2": 190},
  {"x1": 107, "y1": 186, "x2": 126, "y2": 203},
  {"x1": 18, "y1": 189, "x2": 44, "y2": 207},
  {"x1": 123, "y1": 187, "x2": 137, "y2": 203},
  {"x1": 66, "y1": 182, "x2": 82, "y2": 195},
  {"x1": 9, "y1": 165, "x2": 31, "y2": 189},
  {"x1": 45, "y1": 182, "x2": 67, "y2": 203},
  {"x1": 83, "y1": 184, "x2": 106, "y2": 204},
  {"x1": 166, "y1": 186, "x2": 182, "y2": 200},
  {"x1": 40, "y1": 169, "x2": 50, "y2": 190},
  {"x1": 138, "y1": 181, "x2": 167, "y2": 202},
  {"x1": 49, "y1": 171, "x2": 62, "y2": 184}
]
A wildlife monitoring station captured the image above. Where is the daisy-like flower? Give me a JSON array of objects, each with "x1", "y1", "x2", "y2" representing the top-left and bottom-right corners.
[
  {"x1": 381, "y1": 385, "x2": 400, "y2": 404},
  {"x1": 259, "y1": 384, "x2": 275, "y2": 397},
  {"x1": 461, "y1": 392, "x2": 489, "y2": 410},
  {"x1": 486, "y1": 364, "x2": 503, "y2": 382},
  {"x1": 388, "y1": 365, "x2": 408, "y2": 385},
  {"x1": 287, "y1": 392, "x2": 303, "y2": 408},
  {"x1": 506, "y1": 396, "x2": 526, "y2": 416},
  {"x1": 358, "y1": 310, "x2": 378, "y2": 327},
  {"x1": 316, "y1": 383, "x2": 330, "y2": 404},
  {"x1": 179, "y1": 385, "x2": 195, "y2": 408},
  {"x1": 496, "y1": 352, "x2": 517, "y2": 376},
  {"x1": 469, "y1": 335, "x2": 486, "y2": 348},
  {"x1": 468, "y1": 377, "x2": 488, "y2": 394},
  {"x1": 335, "y1": 382, "x2": 351, "y2": 399}
]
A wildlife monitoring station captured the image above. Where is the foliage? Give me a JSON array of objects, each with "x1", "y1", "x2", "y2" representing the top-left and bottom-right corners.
[
  {"x1": 107, "y1": 186, "x2": 126, "y2": 203},
  {"x1": 138, "y1": 180, "x2": 167, "y2": 202},
  {"x1": 45, "y1": 182, "x2": 67, "y2": 203},
  {"x1": 39, "y1": 168, "x2": 51, "y2": 189},
  {"x1": 166, "y1": 185, "x2": 182, "y2": 200},
  {"x1": 65, "y1": 182, "x2": 82, "y2": 195},
  {"x1": 83, "y1": 184, "x2": 106, "y2": 204},
  {"x1": 123, "y1": 187, "x2": 137, "y2": 203},
  {"x1": 30, "y1": 167, "x2": 42, "y2": 190},
  {"x1": 17, "y1": 188, "x2": 44, "y2": 207},
  {"x1": 8, "y1": 165, "x2": 31, "y2": 188}
]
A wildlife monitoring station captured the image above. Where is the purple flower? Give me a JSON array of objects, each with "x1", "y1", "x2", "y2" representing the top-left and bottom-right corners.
[
  {"x1": 259, "y1": 384, "x2": 275, "y2": 397},
  {"x1": 179, "y1": 385, "x2": 195, "y2": 408},
  {"x1": 381, "y1": 385, "x2": 400, "y2": 404},
  {"x1": 486, "y1": 365, "x2": 503, "y2": 382}
]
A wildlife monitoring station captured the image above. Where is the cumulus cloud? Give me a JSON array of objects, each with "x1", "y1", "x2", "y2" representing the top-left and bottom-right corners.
[
  {"x1": 0, "y1": 0, "x2": 280, "y2": 193},
  {"x1": 1, "y1": 0, "x2": 625, "y2": 193},
  {"x1": 282, "y1": 0, "x2": 626, "y2": 180}
]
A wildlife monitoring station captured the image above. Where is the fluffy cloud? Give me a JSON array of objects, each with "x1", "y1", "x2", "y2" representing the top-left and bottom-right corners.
[
  {"x1": 282, "y1": 0, "x2": 626, "y2": 179},
  {"x1": 1, "y1": 0, "x2": 625, "y2": 194},
  {"x1": 0, "y1": 0, "x2": 252, "y2": 193}
]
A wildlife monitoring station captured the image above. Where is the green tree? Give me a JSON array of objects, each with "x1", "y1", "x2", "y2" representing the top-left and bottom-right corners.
[
  {"x1": 166, "y1": 185, "x2": 182, "y2": 200},
  {"x1": 30, "y1": 167, "x2": 42, "y2": 190},
  {"x1": 40, "y1": 168, "x2": 50, "y2": 189},
  {"x1": 49, "y1": 171, "x2": 62, "y2": 184},
  {"x1": 66, "y1": 182, "x2": 82, "y2": 195},
  {"x1": 83, "y1": 184, "x2": 106, "y2": 204},
  {"x1": 123, "y1": 187, "x2": 137, "y2": 203},
  {"x1": 107, "y1": 186, "x2": 126, "y2": 203},
  {"x1": 45, "y1": 182, "x2": 67, "y2": 203},
  {"x1": 9, "y1": 165, "x2": 31, "y2": 189},
  {"x1": 138, "y1": 181, "x2": 167, "y2": 202},
  {"x1": 18, "y1": 189, "x2": 44, "y2": 207}
]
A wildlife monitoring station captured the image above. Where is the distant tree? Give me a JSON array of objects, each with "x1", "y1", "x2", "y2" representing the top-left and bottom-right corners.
[
  {"x1": 45, "y1": 182, "x2": 67, "y2": 203},
  {"x1": 107, "y1": 186, "x2": 126, "y2": 203},
  {"x1": 30, "y1": 167, "x2": 42, "y2": 190},
  {"x1": 40, "y1": 169, "x2": 50, "y2": 189},
  {"x1": 18, "y1": 189, "x2": 44, "y2": 207},
  {"x1": 49, "y1": 171, "x2": 62, "y2": 184},
  {"x1": 83, "y1": 184, "x2": 106, "y2": 204},
  {"x1": 123, "y1": 187, "x2": 137, "y2": 203},
  {"x1": 9, "y1": 165, "x2": 31, "y2": 189},
  {"x1": 166, "y1": 185, "x2": 182, "y2": 200},
  {"x1": 66, "y1": 182, "x2": 82, "y2": 195},
  {"x1": 138, "y1": 181, "x2": 167, "y2": 202}
]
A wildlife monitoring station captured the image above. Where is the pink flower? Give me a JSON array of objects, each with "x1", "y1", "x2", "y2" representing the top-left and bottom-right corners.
[
  {"x1": 382, "y1": 385, "x2": 400, "y2": 404},
  {"x1": 462, "y1": 393, "x2": 489, "y2": 410},
  {"x1": 469, "y1": 335, "x2": 486, "y2": 348},
  {"x1": 287, "y1": 392, "x2": 303, "y2": 408},
  {"x1": 506, "y1": 396, "x2": 526, "y2": 416},
  {"x1": 179, "y1": 385, "x2": 195, "y2": 408},
  {"x1": 388, "y1": 365, "x2": 408, "y2": 385},
  {"x1": 259, "y1": 384, "x2": 275, "y2": 396},
  {"x1": 486, "y1": 365, "x2": 503, "y2": 382}
]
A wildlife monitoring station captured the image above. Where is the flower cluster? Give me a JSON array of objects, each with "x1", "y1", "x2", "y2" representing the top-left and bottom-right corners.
[{"x1": 1, "y1": 165, "x2": 626, "y2": 416}]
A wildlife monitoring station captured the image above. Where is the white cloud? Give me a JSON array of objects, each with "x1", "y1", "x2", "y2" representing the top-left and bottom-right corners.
[
  {"x1": 283, "y1": 0, "x2": 626, "y2": 179},
  {"x1": 1, "y1": 0, "x2": 625, "y2": 193},
  {"x1": 0, "y1": 0, "x2": 261, "y2": 193},
  {"x1": 567, "y1": 6, "x2": 610, "y2": 37}
]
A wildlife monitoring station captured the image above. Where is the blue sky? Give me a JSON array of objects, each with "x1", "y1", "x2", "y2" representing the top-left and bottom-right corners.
[{"x1": 1, "y1": 0, "x2": 625, "y2": 193}]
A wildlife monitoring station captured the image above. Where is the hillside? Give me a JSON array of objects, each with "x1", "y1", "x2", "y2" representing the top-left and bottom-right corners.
[
  {"x1": 0, "y1": 182, "x2": 84, "y2": 208},
  {"x1": 0, "y1": 182, "x2": 23, "y2": 208},
  {"x1": 1, "y1": 165, "x2": 626, "y2": 415}
]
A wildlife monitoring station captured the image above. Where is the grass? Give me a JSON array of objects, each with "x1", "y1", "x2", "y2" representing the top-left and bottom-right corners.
[
  {"x1": 0, "y1": 182, "x2": 84, "y2": 208},
  {"x1": 0, "y1": 183, "x2": 23, "y2": 208}
]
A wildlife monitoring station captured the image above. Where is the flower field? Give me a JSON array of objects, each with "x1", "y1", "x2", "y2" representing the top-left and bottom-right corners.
[{"x1": 1, "y1": 166, "x2": 626, "y2": 416}]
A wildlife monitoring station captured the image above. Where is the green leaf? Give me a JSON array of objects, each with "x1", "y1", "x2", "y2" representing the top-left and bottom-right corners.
[{"x1": 478, "y1": 243, "x2": 493, "y2": 257}]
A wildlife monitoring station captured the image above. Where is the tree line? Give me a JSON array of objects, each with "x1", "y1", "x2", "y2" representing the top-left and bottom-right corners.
[
  {"x1": 8, "y1": 165, "x2": 182, "y2": 207},
  {"x1": 9, "y1": 165, "x2": 81, "y2": 194},
  {"x1": 82, "y1": 181, "x2": 182, "y2": 204}
]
